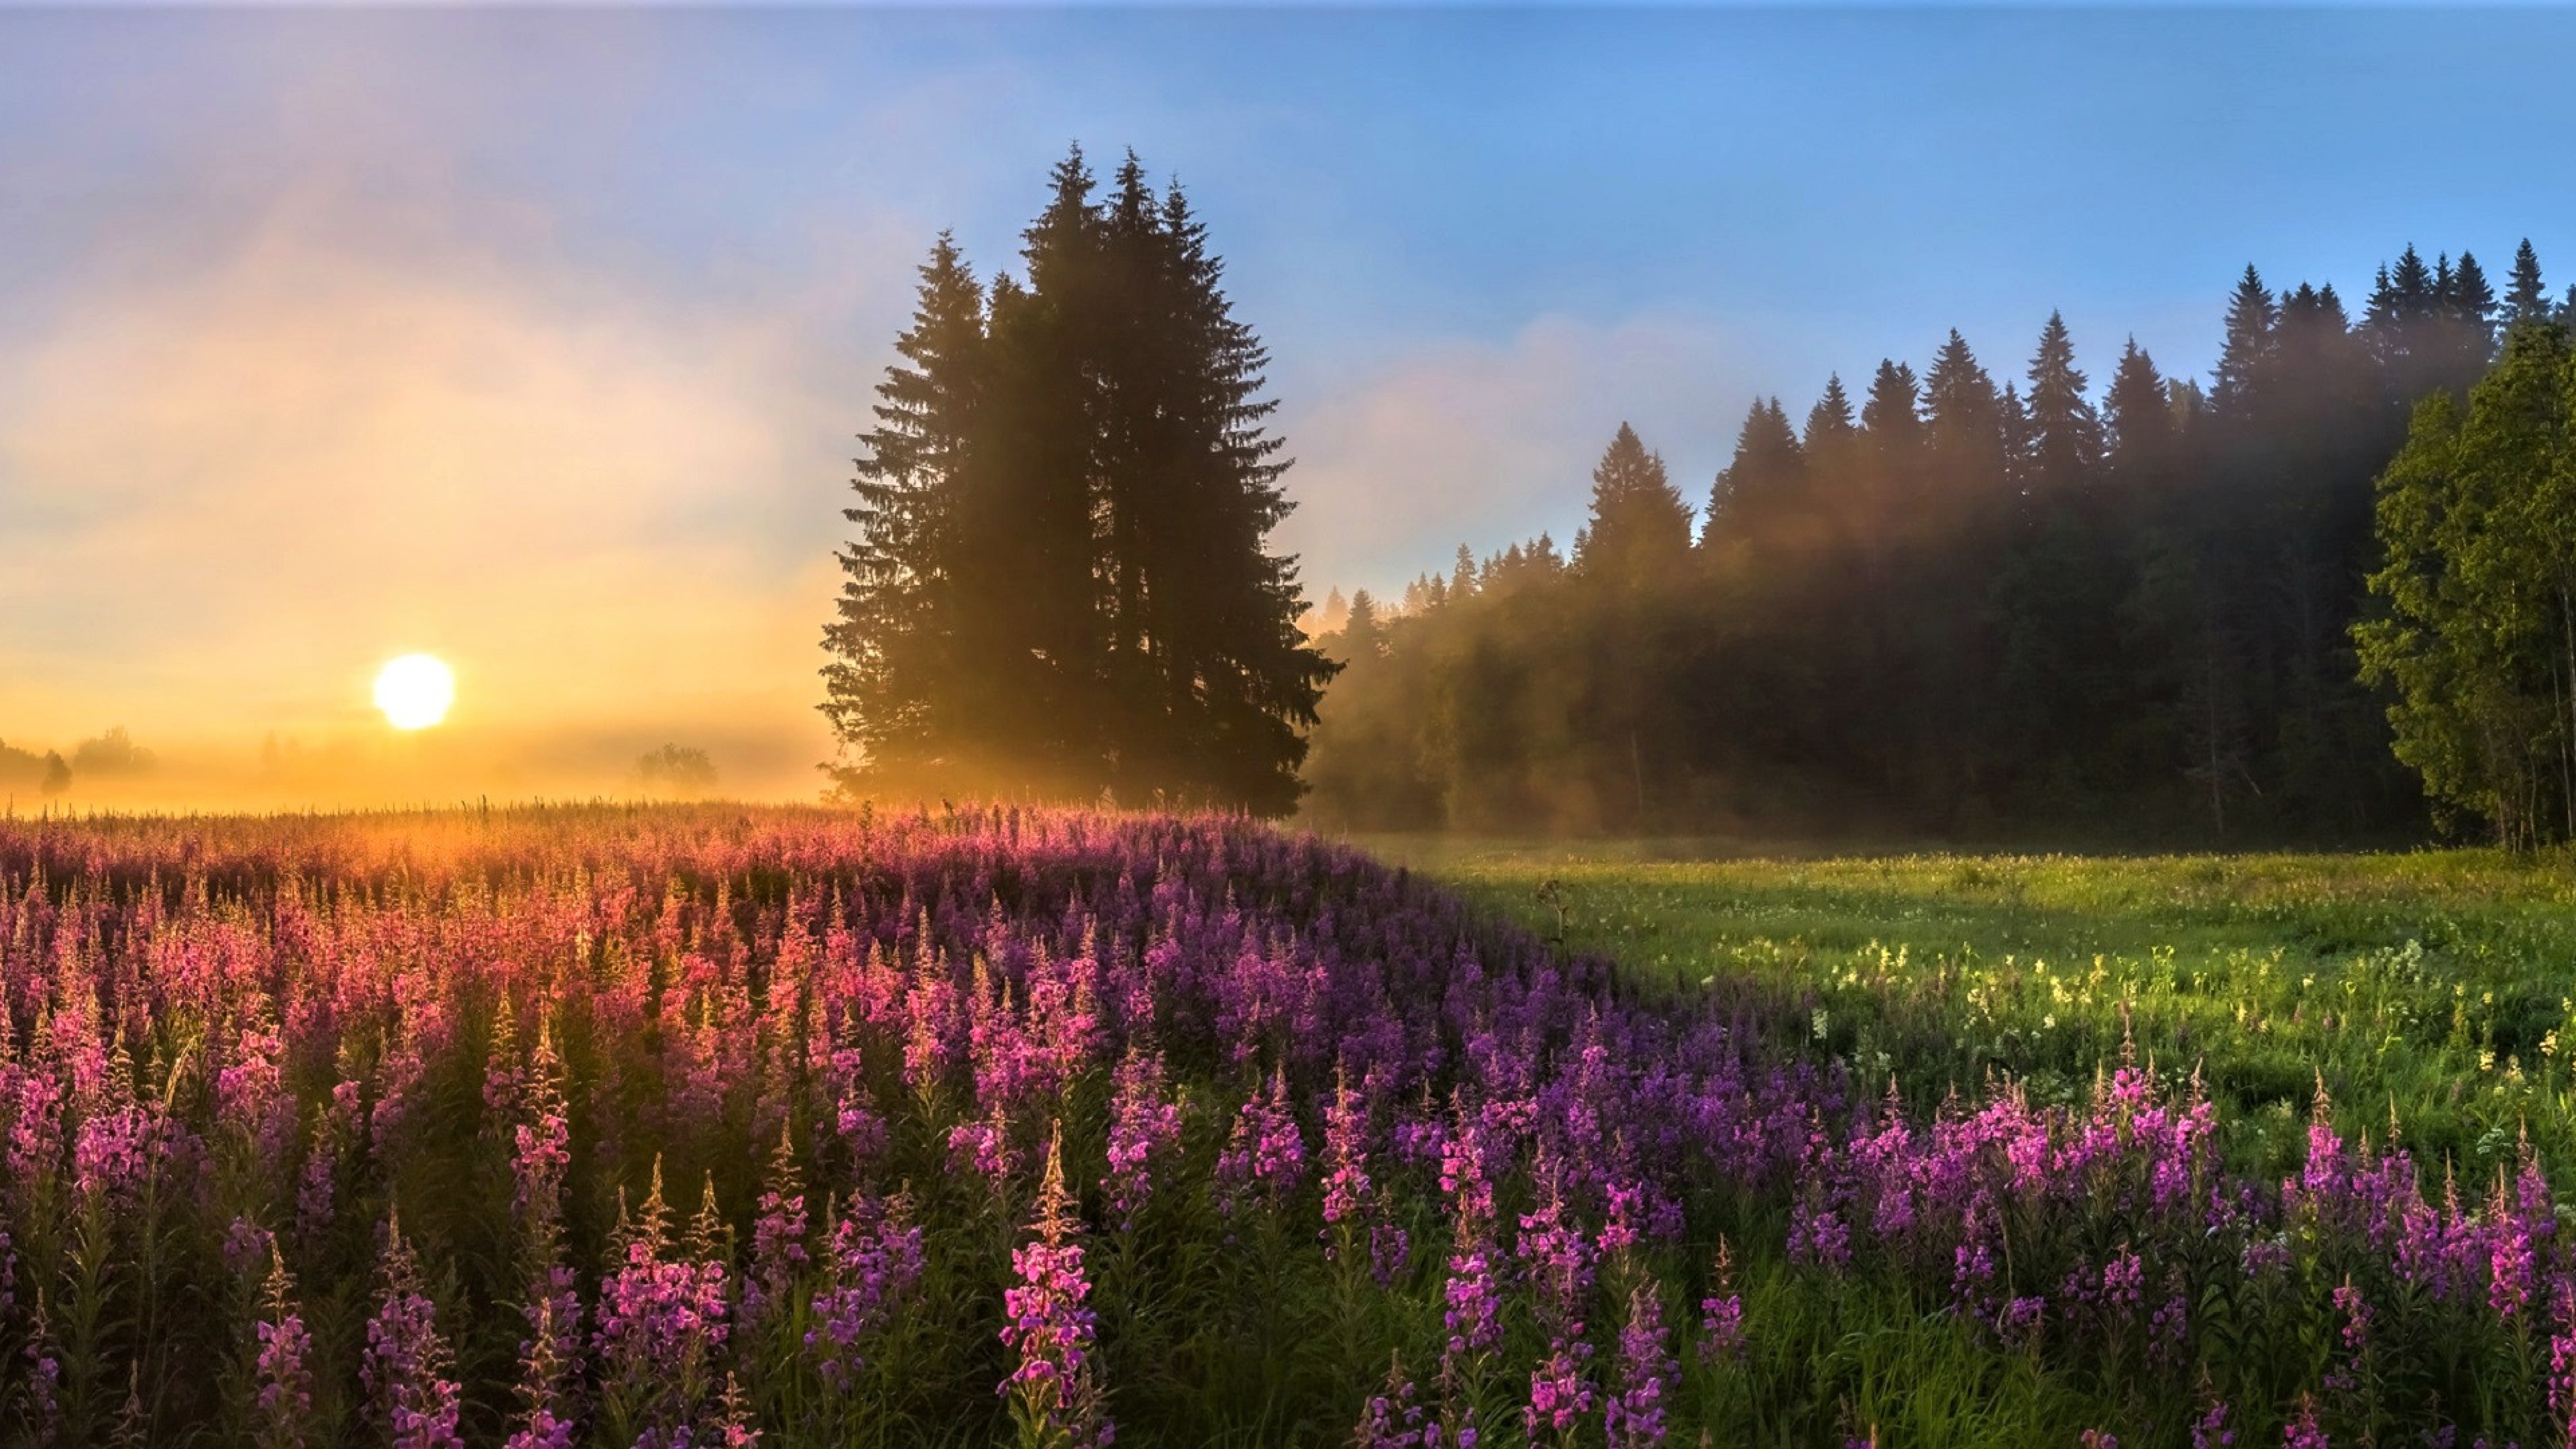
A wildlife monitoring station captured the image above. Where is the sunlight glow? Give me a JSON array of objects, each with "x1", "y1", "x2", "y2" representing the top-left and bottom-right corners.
[{"x1": 373, "y1": 653, "x2": 455, "y2": 731}]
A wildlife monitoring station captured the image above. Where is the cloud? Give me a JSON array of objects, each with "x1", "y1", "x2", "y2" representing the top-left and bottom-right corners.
[
  {"x1": 0, "y1": 173, "x2": 914, "y2": 801},
  {"x1": 1274, "y1": 312, "x2": 1769, "y2": 598}
]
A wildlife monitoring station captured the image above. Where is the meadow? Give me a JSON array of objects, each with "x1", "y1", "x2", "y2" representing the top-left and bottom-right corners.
[
  {"x1": 1383, "y1": 841, "x2": 2576, "y2": 1191},
  {"x1": 1, "y1": 809, "x2": 2572, "y2": 1447}
]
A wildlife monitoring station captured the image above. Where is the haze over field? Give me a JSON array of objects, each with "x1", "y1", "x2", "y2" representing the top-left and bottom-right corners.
[{"x1": 5, "y1": 8, "x2": 2575, "y2": 806}]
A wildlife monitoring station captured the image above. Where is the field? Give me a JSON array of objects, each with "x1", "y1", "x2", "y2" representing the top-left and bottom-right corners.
[
  {"x1": 1, "y1": 810, "x2": 2573, "y2": 1447},
  {"x1": 1384, "y1": 840, "x2": 2576, "y2": 1190}
]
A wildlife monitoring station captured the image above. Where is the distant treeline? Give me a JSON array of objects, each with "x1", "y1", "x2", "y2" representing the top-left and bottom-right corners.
[
  {"x1": 0, "y1": 726, "x2": 150, "y2": 799},
  {"x1": 1305, "y1": 243, "x2": 2574, "y2": 843}
]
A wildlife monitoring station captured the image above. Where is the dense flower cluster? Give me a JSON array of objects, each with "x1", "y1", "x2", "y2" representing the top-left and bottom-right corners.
[{"x1": 0, "y1": 806, "x2": 2570, "y2": 1443}]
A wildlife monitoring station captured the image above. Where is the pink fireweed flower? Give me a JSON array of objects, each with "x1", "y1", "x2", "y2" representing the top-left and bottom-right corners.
[
  {"x1": 362, "y1": 1213, "x2": 466, "y2": 1449},
  {"x1": 504, "y1": 1266, "x2": 586, "y2": 1449},
  {"x1": 808, "y1": 1191, "x2": 926, "y2": 1393},
  {"x1": 1517, "y1": 1170, "x2": 1593, "y2": 1331},
  {"x1": 2190, "y1": 1399, "x2": 2236, "y2": 1449},
  {"x1": 217, "y1": 1019, "x2": 294, "y2": 1168},
  {"x1": 1699, "y1": 1237, "x2": 1745, "y2": 1364},
  {"x1": 2101, "y1": 1248, "x2": 2145, "y2": 1317},
  {"x1": 483, "y1": 996, "x2": 525, "y2": 1120},
  {"x1": 2281, "y1": 1395, "x2": 2327, "y2": 1449},
  {"x1": 949, "y1": 1100, "x2": 1021, "y2": 1191},
  {"x1": 512, "y1": 1015, "x2": 574, "y2": 1240},
  {"x1": 1442, "y1": 1244, "x2": 1503, "y2": 1360},
  {"x1": 1522, "y1": 1336, "x2": 1594, "y2": 1443},
  {"x1": 6, "y1": 1067, "x2": 63, "y2": 1193},
  {"x1": 2489, "y1": 1176, "x2": 2538, "y2": 1322},
  {"x1": 716, "y1": 1370, "x2": 762, "y2": 1447},
  {"x1": 1106, "y1": 1046, "x2": 1185, "y2": 1232},
  {"x1": 252, "y1": 1245, "x2": 315, "y2": 1449},
  {"x1": 299, "y1": 1082, "x2": 362, "y2": 1245},
  {"x1": 1998, "y1": 1297, "x2": 2044, "y2": 1342},
  {"x1": 743, "y1": 1122, "x2": 811, "y2": 1332},
  {"x1": 594, "y1": 1163, "x2": 733, "y2": 1445},
  {"x1": 1000, "y1": 1123, "x2": 1111, "y2": 1448},
  {"x1": 1354, "y1": 1355, "x2": 1430, "y2": 1449},
  {"x1": 224, "y1": 1215, "x2": 278, "y2": 1280},
  {"x1": 2548, "y1": 1275, "x2": 2576, "y2": 1449},
  {"x1": 1215, "y1": 1068, "x2": 1306, "y2": 1218},
  {"x1": 1439, "y1": 1113, "x2": 1496, "y2": 1233},
  {"x1": 1320, "y1": 1064, "x2": 1374, "y2": 1255},
  {"x1": 1596, "y1": 1179, "x2": 1648, "y2": 1265},
  {"x1": 1604, "y1": 1281, "x2": 1675, "y2": 1448},
  {"x1": 1787, "y1": 1198, "x2": 1850, "y2": 1273},
  {"x1": 22, "y1": 1287, "x2": 61, "y2": 1439},
  {"x1": 2333, "y1": 1276, "x2": 2372, "y2": 1355},
  {"x1": 1370, "y1": 1221, "x2": 1412, "y2": 1289},
  {"x1": 72, "y1": 1101, "x2": 159, "y2": 1201},
  {"x1": 2149, "y1": 1292, "x2": 2189, "y2": 1367}
]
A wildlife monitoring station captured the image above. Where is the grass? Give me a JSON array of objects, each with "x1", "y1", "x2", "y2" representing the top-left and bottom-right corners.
[{"x1": 1367, "y1": 837, "x2": 2576, "y2": 1192}]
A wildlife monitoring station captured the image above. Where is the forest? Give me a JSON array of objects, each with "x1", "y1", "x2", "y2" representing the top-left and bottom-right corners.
[
  {"x1": 1303, "y1": 245, "x2": 2576, "y2": 844},
  {"x1": 822, "y1": 150, "x2": 2576, "y2": 849}
]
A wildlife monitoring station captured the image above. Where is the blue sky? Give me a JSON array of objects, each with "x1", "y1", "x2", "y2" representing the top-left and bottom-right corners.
[{"x1": 3, "y1": 7, "x2": 2571, "y2": 795}]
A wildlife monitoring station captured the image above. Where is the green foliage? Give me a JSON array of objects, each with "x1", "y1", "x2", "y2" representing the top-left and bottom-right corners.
[
  {"x1": 2357, "y1": 321, "x2": 2576, "y2": 845},
  {"x1": 1390, "y1": 838, "x2": 2576, "y2": 1182}
]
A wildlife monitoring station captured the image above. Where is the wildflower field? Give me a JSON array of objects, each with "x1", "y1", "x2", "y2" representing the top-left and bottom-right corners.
[{"x1": 3, "y1": 809, "x2": 2574, "y2": 1447}]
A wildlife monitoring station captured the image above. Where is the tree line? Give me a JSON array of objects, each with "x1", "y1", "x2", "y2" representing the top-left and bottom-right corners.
[
  {"x1": 1304, "y1": 242, "x2": 2575, "y2": 842},
  {"x1": 821, "y1": 146, "x2": 1334, "y2": 815}
]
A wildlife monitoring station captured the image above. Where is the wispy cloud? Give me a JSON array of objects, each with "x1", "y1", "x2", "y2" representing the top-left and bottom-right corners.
[{"x1": 1277, "y1": 312, "x2": 1765, "y2": 597}]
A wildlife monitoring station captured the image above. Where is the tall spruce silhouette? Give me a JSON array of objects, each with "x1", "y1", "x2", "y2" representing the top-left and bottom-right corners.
[{"x1": 824, "y1": 145, "x2": 1333, "y2": 813}]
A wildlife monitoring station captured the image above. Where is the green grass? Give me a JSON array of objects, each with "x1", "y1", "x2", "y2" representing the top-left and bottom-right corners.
[{"x1": 1361, "y1": 837, "x2": 2576, "y2": 1191}]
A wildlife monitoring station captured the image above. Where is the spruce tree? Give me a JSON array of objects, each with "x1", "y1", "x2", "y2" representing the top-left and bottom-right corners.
[
  {"x1": 2443, "y1": 250, "x2": 2501, "y2": 383},
  {"x1": 2103, "y1": 338, "x2": 2175, "y2": 487},
  {"x1": 821, "y1": 233, "x2": 987, "y2": 795},
  {"x1": 2506, "y1": 238, "x2": 2550, "y2": 330},
  {"x1": 2022, "y1": 311, "x2": 2103, "y2": 498},
  {"x1": 1861, "y1": 360, "x2": 1924, "y2": 462},
  {"x1": 1922, "y1": 331, "x2": 2008, "y2": 512},
  {"x1": 2212, "y1": 265, "x2": 2279, "y2": 421},
  {"x1": 826, "y1": 145, "x2": 1332, "y2": 813},
  {"x1": 1574, "y1": 423, "x2": 1694, "y2": 586},
  {"x1": 1997, "y1": 383, "x2": 2035, "y2": 500},
  {"x1": 2366, "y1": 245, "x2": 2441, "y2": 403},
  {"x1": 1703, "y1": 398, "x2": 1805, "y2": 550},
  {"x1": 1804, "y1": 373, "x2": 1857, "y2": 446}
]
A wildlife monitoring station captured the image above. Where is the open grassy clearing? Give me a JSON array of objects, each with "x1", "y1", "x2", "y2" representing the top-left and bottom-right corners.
[{"x1": 1379, "y1": 839, "x2": 2576, "y2": 1189}]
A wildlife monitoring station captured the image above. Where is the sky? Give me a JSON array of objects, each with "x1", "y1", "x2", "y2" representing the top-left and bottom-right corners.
[{"x1": 4, "y1": 6, "x2": 2573, "y2": 804}]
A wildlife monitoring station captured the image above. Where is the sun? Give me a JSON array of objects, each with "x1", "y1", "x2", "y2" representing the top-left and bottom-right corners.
[{"x1": 374, "y1": 653, "x2": 456, "y2": 731}]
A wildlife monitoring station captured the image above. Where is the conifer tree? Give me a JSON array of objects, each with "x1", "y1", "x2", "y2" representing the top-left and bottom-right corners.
[
  {"x1": 2022, "y1": 311, "x2": 2103, "y2": 498},
  {"x1": 2102, "y1": 338, "x2": 2175, "y2": 489},
  {"x1": 2366, "y1": 245, "x2": 2442, "y2": 403},
  {"x1": 2442, "y1": 250, "x2": 2500, "y2": 381},
  {"x1": 1702, "y1": 398, "x2": 1804, "y2": 550},
  {"x1": 1921, "y1": 330, "x2": 2004, "y2": 491},
  {"x1": 2506, "y1": 238, "x2": 2550, "y2": 330},
  {"x1": 824, "y1": 144, "x2": 1333, "y2": 813},
  {"x1": 2213, "y1": 265, "x2": 2279, "y2": 421},
  {"x1": 822, "y1": 233, "x2": 987, "y2": 793},
  {"x1": 1861, "y1": 360, "x2": 1923, "y2": 458},
  {"x1": 1804, "y1": 373, "x2": 1857, "y2": 446},
  {"x1": 1574, "y1": 423, "x2": 1694, "y2": 587}
]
